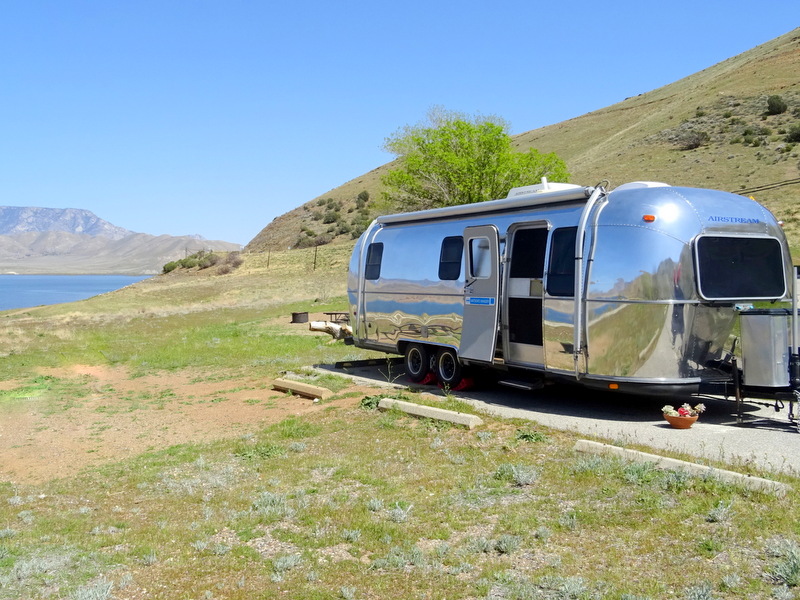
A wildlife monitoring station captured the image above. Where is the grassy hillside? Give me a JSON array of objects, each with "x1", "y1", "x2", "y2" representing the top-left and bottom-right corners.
[
  {"x1": 246, "y1": 167, "x2": 387, "y2": 252},
  {"x1": 247, "y1": 28, "x2": 800, "y2": 253}
]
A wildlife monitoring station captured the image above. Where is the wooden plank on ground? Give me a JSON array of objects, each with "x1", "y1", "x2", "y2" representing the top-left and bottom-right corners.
[{"x1": 272, "y1": 378, "x2": 333, "y2": 400}]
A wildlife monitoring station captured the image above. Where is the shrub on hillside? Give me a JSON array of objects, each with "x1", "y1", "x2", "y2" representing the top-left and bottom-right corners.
[
  {"x1": 350, "y1": 215, "x2": 372, "y2": 239},
  {"x1": 294, "y1": 233, "x2": 331, "y2": 248},
  {"x1": 314, "y1": 233, "x2": 332, "y2": 246},
  {"x1": 181, "y1": 257, "x2": 200, "y2": 269},
  {"x1": 161, "y1": 250, "x2": 223, "y2": 274},
  {"x1": 322, "y1": 210, "x2": 340, "y2": 224},
  {"x1": 225, "y1": 251, "x2": 243, "y2": 269},
  {"x1": 199, "y1": 253, "x2": 221, "y2": 269},
  {"x1": 676, "y1": 130, "x2": 710, "y2": 150},
  {"x1": 767, "y1": 95, "x2": 788, "y2": 116},
  {"x1": 294, "y1": 235, "x2": 316, "y2": 249},
  {"x1": 785, "y1": 124, "x2": 800, "y2": 144},
  {"x1": 215, "y1": 252, "x2": 243, "y2": 275}
]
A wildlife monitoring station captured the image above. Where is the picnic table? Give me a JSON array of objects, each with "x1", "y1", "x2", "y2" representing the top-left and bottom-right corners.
[{"x1": 323, "y1": 311, "x2": 350, "y2": 323}]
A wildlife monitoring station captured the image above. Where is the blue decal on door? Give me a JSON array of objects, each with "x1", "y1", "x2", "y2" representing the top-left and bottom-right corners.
[{"x1": 465, "y1": 297, "x2": 496, "y2": 306}]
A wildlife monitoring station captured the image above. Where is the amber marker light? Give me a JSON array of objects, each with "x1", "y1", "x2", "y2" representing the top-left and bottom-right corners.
[
  {"x1": 608, "y1": 383, "x2": 619, "y2": 390},
  {"x1": 642, "y1": 214, "x2": 656, "y2": 223}
]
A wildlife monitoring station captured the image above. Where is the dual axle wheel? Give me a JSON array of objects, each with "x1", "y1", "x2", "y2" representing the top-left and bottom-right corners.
[{"x1": 403, "y1": 344, "x2": 464, "y2": 388}]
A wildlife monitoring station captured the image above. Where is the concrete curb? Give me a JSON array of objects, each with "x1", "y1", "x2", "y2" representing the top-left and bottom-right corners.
[
  {"x1": 378, "y1": 398, "x2": 483, "y2": 429},
  {"x1": 272, "y1": 378, "x2": 332, "y2": 400},
  {"x1": 574, "y1": 439, "x2": 790, "y2": 497}
]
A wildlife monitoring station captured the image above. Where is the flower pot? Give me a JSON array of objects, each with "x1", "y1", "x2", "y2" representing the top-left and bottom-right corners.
[{"x1": 664, "y1": 414, "x2": 698, "y2": 429}]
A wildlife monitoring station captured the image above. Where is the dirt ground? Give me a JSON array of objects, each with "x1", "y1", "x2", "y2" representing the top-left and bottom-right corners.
[{"x1": 0, "y1": 364, "x2": 374, "y2": 486}]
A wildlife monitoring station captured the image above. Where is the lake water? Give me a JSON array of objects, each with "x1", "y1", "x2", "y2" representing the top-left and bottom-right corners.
[{"x1": 0, "y1": 275, "x2": 150, "y2": 311}]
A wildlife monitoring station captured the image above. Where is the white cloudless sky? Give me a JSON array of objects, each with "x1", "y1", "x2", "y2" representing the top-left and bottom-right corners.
[{"x1": 1, "y1": 1, "x2": 797, "y2": 244}]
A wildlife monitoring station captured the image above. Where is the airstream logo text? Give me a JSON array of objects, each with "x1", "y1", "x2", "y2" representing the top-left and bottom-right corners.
[{"x1": 708, "y1": 215, "x2": 760, "y2": 224}]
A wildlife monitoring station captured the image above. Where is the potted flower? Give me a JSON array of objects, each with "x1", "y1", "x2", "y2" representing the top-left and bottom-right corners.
[{"x1": 661, "y1": 403, "x2": 706, "y2": 429}]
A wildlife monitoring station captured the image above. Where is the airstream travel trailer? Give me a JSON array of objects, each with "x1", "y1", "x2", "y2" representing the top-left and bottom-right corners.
[{"x1": 346, "y1": 181, "x2": 800, "y2": 411}]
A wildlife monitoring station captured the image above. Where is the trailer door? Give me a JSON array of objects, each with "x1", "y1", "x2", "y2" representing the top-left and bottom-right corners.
[
  {"x1": 460, "y1": 225, "x2": 500, "y2": 363},
  {"x1": 504, "y1": 224, "x2": 548, "y2": 366}
]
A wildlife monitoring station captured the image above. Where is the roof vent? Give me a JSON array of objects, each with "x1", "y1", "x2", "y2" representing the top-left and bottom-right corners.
[
  {"x1": 507, "y1": 177, "x2": 582, "y2": 198},
  {"x1": 613, "y1": 181, "x2": 670, "y2": 192}
]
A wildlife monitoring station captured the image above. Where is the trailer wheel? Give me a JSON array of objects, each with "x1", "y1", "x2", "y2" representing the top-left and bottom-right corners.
[
  {"x1": 436, "y1": 348, "x2": 463, "y2": 388},
  {"x1": 404, "y1": 344, "x2": 431, "y2": 383}
]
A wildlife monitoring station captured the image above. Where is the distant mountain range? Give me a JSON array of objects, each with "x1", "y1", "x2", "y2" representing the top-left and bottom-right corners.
[
  {"x1": 0, "y1": 207, "x2": 134, "y2": 240},
  {"x1": 0, "y1": 207, "x2": 240, "y2": 275}
]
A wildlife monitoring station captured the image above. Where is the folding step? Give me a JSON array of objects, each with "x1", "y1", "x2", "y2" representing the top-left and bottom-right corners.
[{"x1": 497, "y1": 379, "x2": 544, "y2": 391}]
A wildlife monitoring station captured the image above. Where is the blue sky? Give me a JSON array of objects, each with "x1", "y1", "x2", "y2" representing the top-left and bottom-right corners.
[{"x1": 1, "y1": 2, "x2": 797, "y2": 245}]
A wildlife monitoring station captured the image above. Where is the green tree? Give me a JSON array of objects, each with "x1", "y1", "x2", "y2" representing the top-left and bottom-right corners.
[{"x1": 382, "y1": 107, "x2": 569, "y2": 211}]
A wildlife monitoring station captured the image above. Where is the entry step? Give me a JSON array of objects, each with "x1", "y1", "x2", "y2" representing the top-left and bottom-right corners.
[
  {"x1": 334, "y1": 357, "x2": 403, "y2": 369},
  {"x1": 497, "y1": 379, "x2": 544, "y2": 391}
]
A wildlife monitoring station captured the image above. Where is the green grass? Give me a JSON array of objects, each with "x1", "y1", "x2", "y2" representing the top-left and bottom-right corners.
[
  {"x1": 0, "y1": 301, "x2": 365, "y2": 381},
  {"x1": 1, "y1": 407, "x2": 798, "y2": 599},
  {"x1": 0, "y1": 375, "x2": 92, "y2": 414}
]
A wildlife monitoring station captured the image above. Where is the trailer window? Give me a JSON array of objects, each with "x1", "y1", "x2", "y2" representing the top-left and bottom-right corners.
[
  {"x1": 509, "y1": 228, "x2": 547, "y2": 279},
  {"x1": 439, "y1": 236, "x2": 463, "y2": 280},
  {"x1": 469, "y1": 237, "x2": 492, "y2": 279},
  {"x1": 364, "y1": 242, "x2": 384, "y2": 280},
  {"x1": 546, "y1": 227, "x2": 577, "y2": 297},
  {"x1": 696, "y1": 236, "x2": 785, "y2": 299}
]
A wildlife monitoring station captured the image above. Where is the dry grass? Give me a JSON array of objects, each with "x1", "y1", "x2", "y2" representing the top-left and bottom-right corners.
[{"x1": 1, "y1": 397, "x2": 798, "y2": 599}]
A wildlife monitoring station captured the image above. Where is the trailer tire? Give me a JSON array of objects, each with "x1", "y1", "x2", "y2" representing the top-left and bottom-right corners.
[
  {"x1": 404, "y1": 344, "x2": 431, "y2": 383},
  {"x1": 436, "y1": 348, "x2": 463, "y2": 389}
]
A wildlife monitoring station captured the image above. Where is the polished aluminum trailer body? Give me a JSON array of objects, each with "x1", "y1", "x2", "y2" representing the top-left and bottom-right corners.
[{"x1": 347, "y1": 182, "x2": 793, "y2": 394}]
